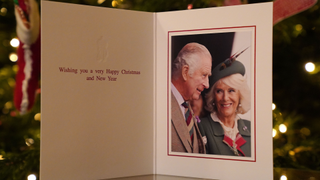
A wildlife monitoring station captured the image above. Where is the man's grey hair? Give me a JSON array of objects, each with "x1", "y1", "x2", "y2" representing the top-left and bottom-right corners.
[{"x1": 172, "y1": 42, "x2": 211, "y2": 80}]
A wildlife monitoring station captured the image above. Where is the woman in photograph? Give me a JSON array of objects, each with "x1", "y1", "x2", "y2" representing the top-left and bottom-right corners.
[{"x1": 198, "y1": 59, "x2": 251, "y2": 156}]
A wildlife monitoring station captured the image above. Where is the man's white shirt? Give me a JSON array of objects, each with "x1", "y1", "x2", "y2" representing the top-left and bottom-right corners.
[{"x1": 171, "y1": 82, "x2": 186, "y2": 117}]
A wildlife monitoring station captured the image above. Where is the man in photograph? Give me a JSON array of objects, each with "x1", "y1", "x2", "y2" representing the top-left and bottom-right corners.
[{"x1": 171, "y1": 42, "x2": 212, "y2": 153}]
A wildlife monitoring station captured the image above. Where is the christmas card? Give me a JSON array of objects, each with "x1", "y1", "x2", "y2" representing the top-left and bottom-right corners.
[{"x1": 41, "y1": 1, "x2": 273, "y2": 180}]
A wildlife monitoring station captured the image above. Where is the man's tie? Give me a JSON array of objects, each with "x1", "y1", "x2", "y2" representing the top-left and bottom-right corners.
[{"x1": 182, "y1": 102, "x2": 194, "y2": 141}]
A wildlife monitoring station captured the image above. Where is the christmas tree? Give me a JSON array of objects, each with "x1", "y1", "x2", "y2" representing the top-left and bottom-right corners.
[{"x1": 0, "y1": 0, "x2": 320, "y2": 179}]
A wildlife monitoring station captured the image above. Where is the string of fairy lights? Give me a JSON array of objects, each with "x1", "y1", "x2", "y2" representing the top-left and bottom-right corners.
[
  {"x1": 272, "y1": 61, "x2": 317, "y2": 138},
  {"x1": 1, "y1": 34, "x2": 40, "y2": 179},
  {"x1": 9, "y1": 38, "x2": 19, "y2": 62},
  {"x1": 272, "y1": 61, "x2": 318, "y2": 180}
]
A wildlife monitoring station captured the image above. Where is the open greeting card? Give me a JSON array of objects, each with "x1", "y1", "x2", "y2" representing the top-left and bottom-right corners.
[{"x1": 41, "y1": 1, "x2": 273, "y2": 180}]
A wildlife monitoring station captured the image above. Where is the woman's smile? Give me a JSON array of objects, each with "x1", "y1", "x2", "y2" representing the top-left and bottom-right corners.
[{"x1": 214, "y1": 82, "x2": 240, "y2": 119}]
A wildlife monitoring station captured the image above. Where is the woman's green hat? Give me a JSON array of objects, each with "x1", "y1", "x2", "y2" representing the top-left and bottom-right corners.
[{"x1": 210, "y1": 59, "x2": 246, "y2": 87}]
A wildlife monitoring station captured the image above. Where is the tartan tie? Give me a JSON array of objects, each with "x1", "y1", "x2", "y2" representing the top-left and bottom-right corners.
[{"x1": 182, "y1": 102, "x2": 194, "y2": 141}]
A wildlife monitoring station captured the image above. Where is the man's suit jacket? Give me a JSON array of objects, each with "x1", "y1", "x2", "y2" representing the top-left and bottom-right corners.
[{"x1": 171, "y1": 93, "x2": 206, "y2": 153}]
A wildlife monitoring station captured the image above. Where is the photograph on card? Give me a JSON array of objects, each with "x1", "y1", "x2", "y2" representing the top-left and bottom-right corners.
[{"x1": 168, "y1": 27, "x2": 256, "y2": 161}]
